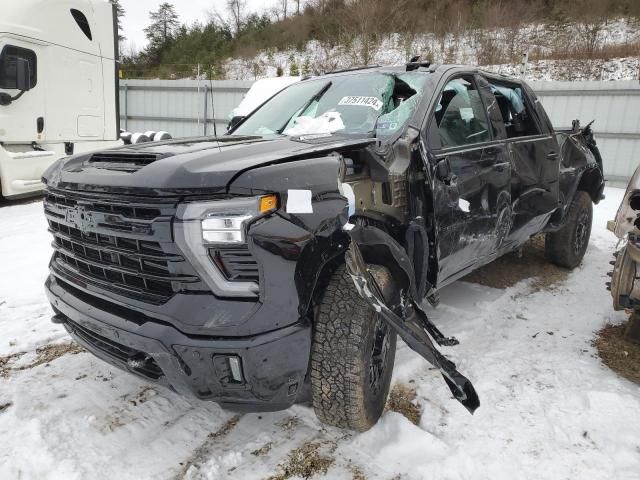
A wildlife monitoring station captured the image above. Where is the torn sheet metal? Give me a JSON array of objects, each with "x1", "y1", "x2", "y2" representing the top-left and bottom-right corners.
[{"x1": 345, "y1": 231, "x2": 480, "y2": 414}]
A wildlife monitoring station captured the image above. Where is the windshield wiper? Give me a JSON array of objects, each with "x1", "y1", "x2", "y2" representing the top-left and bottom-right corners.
[{"x1": 276, "y1": 81, "x2": 332, "y2": 134}]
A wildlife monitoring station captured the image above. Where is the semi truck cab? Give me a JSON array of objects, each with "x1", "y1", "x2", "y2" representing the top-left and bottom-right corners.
[{"x1": 0, "y1": 0, "x2": 121, "y2": 199}]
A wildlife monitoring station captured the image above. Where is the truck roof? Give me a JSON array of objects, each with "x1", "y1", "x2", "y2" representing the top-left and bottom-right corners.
[
  {"x1": 305, "y1": 64, "x2": 528, "y2": 87},
  {"x1": 0, "y1": 0, "x2": 116, "y2": 59}
]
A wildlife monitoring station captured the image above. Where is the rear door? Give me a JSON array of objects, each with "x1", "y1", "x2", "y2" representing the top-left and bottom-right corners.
[
  {"x1": 482, "y1": 76, "x2": 560, "y2": 238},
  {"x1": 424, "y1": 74, "x2": 511, "y2": 285}
]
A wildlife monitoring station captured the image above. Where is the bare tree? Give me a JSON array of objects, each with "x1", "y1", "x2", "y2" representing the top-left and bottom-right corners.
[
  {"x1": 572, "y1": 0, "x2": 613, "y2": 57},
  {"x1": 271, "y1": 0, "x2": 289, "y2": 21},
  {"x1": 226, "y1": 0, "x2": 247, "y2": 35},
  {"x1": 338, "y1": 0, "x2": 409, "y2": 66}
]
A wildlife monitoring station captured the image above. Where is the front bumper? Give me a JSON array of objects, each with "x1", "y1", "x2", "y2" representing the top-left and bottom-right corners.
[{"x1": 46, "y1": 275, "x2": 311, "y2": 411}]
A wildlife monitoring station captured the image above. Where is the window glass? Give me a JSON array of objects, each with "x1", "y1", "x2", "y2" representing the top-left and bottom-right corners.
[
  {"x1": 71, "y1": 9, "x2": 93, "y2": 40},
  {"x1": 487, "y1": 81, "x2": 541, "y2": 138},
  {"x1": 434, "y1": 78, "x2": 490, "y2": 148},
  {"x1": 475, "y1": 75, "x2": 507, "y2": 140},
  {"x1": 233, "y1": 72, "x2": 428, "y2": 138},
  {"x1": 0, "y1": 46, "x2": 37, "y2": 89}
]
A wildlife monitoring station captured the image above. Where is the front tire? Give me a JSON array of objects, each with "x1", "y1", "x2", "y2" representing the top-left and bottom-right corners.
[
  {"x1": 310, "y1": 264, "x2": 397, "y2": 431},
  {"x1": 545, "y1": 191, "x2": 593, "y2": 269}
]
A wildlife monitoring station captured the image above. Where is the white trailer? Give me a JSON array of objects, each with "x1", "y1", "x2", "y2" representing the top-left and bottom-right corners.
[{"x1": 0, "y1": 0, "x2": 122, "y2": 199}]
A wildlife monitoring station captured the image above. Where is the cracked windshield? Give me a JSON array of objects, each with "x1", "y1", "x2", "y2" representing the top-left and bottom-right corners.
[{"x1": 232, "y1": 72, "x2": 428, "y2": 138}]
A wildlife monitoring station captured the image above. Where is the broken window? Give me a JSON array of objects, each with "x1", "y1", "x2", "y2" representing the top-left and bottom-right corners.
[
  {"x1": 375, "y1": 73, "x2": 428, "y2": 137},
  {"x1": 433, "y1": 77, "x2": 490, "y2": 148},
  {"x1": 232, "y1": 72, "x2": 427, "y2": 138},
  {"x1": 486, "y1": 80, "x2": 541, "y2": 138}
]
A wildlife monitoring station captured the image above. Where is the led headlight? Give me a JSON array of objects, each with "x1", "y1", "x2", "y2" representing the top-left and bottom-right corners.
[
  {"x1": 202, "y1": 214, "x2": 254, "y2": 244},
  {"x1": 174, "y1": 195, "x2": 278, "y2": 297}
]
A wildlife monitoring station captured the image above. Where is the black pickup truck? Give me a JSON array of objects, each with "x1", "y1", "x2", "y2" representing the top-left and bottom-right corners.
[{"x1": 42, "y1": 64, "x2": 604, "y2": 431}]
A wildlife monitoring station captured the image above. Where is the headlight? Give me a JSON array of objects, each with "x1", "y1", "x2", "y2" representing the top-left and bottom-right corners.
[{"x1": 174, "y1": 195, "x2": 278, "y2": 297}]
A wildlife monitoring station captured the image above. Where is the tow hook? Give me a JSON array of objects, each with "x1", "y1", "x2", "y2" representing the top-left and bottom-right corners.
[
  {"x1": 345, "y1": 238, "x2": 480, "y2": 414},
  {"x1": 127, "y1": 353, "x2": 154, "y2": 370}
]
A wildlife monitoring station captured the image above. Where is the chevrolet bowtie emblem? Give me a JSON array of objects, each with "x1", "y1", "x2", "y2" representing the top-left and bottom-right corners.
[{"x1": 65, "y1": 206, "x2": 96, "y2": 231}]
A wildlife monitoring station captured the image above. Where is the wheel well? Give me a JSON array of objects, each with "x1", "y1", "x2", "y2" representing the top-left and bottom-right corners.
[
  {"x1": 577, "y1": 167, "x2": 604, "y2": 204},
  {"x1": 309, "y1": 254, "x2": 344, "y2": 314}
]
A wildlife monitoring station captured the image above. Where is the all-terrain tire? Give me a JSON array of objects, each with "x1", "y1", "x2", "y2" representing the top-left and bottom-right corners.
[
  {"x1": 545, "y1": 191, "x2": 593, "y2": 269},
  {"x1": 310, "y1": 264, "x2": 397, "y2": 431}
]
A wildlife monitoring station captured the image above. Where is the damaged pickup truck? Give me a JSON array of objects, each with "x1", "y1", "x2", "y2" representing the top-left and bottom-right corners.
[{"x1": 43, "y1": 64, "x2": 604, "y2": 431}]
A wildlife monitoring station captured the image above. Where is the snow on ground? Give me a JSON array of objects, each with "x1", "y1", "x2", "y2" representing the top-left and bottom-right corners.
[{"x1": 0, "y1": 188, "x2": 639, "y2": 480}]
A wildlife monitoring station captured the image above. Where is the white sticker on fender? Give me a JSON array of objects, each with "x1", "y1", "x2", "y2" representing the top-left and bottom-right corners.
[
  {"x1": 338, "y1": 96, "x2": 383, "y2": 111},
  {"x1": 286, "y1": 189, "x2": 313, "y2": 214}
]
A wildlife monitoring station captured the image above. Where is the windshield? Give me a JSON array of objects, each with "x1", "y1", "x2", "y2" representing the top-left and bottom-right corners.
[{"x1": 232, "y1": 72, "x2": 428, "y2": 138}]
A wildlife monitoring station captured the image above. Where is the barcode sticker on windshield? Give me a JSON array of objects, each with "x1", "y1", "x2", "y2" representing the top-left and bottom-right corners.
[{"x1": 338, "y1": 96, "x2": 383, "y2": 111}]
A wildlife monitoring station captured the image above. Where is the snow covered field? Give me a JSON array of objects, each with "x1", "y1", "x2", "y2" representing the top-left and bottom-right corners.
[{"x1": 1, "y1": 187, "x2": 639, "y2": 480}]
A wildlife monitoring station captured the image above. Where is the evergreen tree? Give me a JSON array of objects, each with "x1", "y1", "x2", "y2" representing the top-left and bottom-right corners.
[
  {"x1": 113, "y1": 0, "x2": 126, "y2": 41},
  {"x1": 302, "y1": 57, "x2": 311, "y2": 75},
  {"x1": 144, "y1": 3, "x2": 180, "y2": 47},
  {"x1": 142, "y1": 3, "x2": 180, "y2": 65},
  {"x1": 289, "y1": 62, "x2": 299, "y2": 76}
]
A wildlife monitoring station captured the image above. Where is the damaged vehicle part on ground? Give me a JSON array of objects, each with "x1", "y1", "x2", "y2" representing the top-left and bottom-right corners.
[
  {"x1": 607, "y1": 165, "x2": 640, "y2": 344},
  {"x1": 42, "y1": 64, "x2": 604, "y2": 431}
]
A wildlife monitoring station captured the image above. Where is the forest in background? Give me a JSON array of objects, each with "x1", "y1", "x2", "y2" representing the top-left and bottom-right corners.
[{"x1": 116, "y1": 0, "x2": 640, "y2": 80}]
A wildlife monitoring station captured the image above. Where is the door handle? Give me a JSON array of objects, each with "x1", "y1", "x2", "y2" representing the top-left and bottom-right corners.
[{"x1": 546, "y1": 151, "x2": 559, "y2": 160}]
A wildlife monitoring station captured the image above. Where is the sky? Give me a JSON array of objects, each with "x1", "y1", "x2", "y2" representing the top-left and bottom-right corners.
[{"x1": 119, "y1": 0, "x2": 273, "y2": 52}]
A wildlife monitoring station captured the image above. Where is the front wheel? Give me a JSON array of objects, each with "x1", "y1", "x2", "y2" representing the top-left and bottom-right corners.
[
  {"x1": 545, "y1": 191, "x2": 593, "y2": 269},
  {"x1": 310, "y1": 264, "x2": 397, "y2": 431}
]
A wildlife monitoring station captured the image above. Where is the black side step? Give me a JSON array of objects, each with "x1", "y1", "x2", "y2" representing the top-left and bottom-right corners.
[{"x1": 345, "y1": 240, "x2": 480, "y2": 414}]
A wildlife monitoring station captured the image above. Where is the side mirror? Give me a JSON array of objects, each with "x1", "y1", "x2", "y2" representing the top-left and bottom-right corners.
[
  {"x1": 227, "y1": 115, "x2": 245, "y2": 132},
  {"x1": 15, "y1": 57, "x2": 32, "y2": 92}
]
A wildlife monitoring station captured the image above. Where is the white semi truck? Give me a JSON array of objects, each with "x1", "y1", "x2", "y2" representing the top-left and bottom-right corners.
[{"x1": 0, "y1": 0, "x2": 125, "y2": 199}]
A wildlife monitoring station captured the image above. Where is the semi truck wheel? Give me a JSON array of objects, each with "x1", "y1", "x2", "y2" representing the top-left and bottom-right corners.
[
  {"x1": 310, "y1": 264, "x2": 396, "y2": 431},
  {"x1": 545, "y1": 191, "x2": 592, "y2": 269}
]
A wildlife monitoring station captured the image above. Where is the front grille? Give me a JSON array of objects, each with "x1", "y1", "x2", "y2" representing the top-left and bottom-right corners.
[
  {"x1": 210, "y1": 247, "x2": 260, "y2": 282},
  {"x1": 45, "y1": 191, "x2": 161, "y2": 222},
  {"x1": 66, "y1": 318, "x2": 163, "y2": 380},
  {"x1": 44, "y1": 189, "x2": 200, "y2": 305}
]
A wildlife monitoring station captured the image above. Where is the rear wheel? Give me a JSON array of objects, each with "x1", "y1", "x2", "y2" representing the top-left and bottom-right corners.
[
  {"x1": 545, "y1": 191, "x2": 592, "y2": 269},
  {"x1": 310, "y1": 264, "x2": 396, "y2": 431}
]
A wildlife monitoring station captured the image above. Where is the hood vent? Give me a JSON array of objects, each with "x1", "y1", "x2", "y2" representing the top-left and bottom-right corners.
[{"x1": 88, "y1": 151, "x2": 166, "y2": 171}]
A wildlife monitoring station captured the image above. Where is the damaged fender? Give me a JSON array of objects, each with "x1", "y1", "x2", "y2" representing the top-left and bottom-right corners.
[{"x1": 344, "y1": 225, "x2": 480, "y2": 414}]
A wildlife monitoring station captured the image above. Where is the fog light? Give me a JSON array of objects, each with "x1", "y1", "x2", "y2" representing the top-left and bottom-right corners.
[
  {"x1": 228, "y1": 356, "x2": 244, "y2": 383},
  {"x1": 212, "y1": 354, "x2": 246, "y2": 385}
]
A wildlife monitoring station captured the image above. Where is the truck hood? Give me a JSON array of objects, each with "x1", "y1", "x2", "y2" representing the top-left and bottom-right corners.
[{"x1": 42, "y1": 135, "x2": 376, "y2": 196}]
